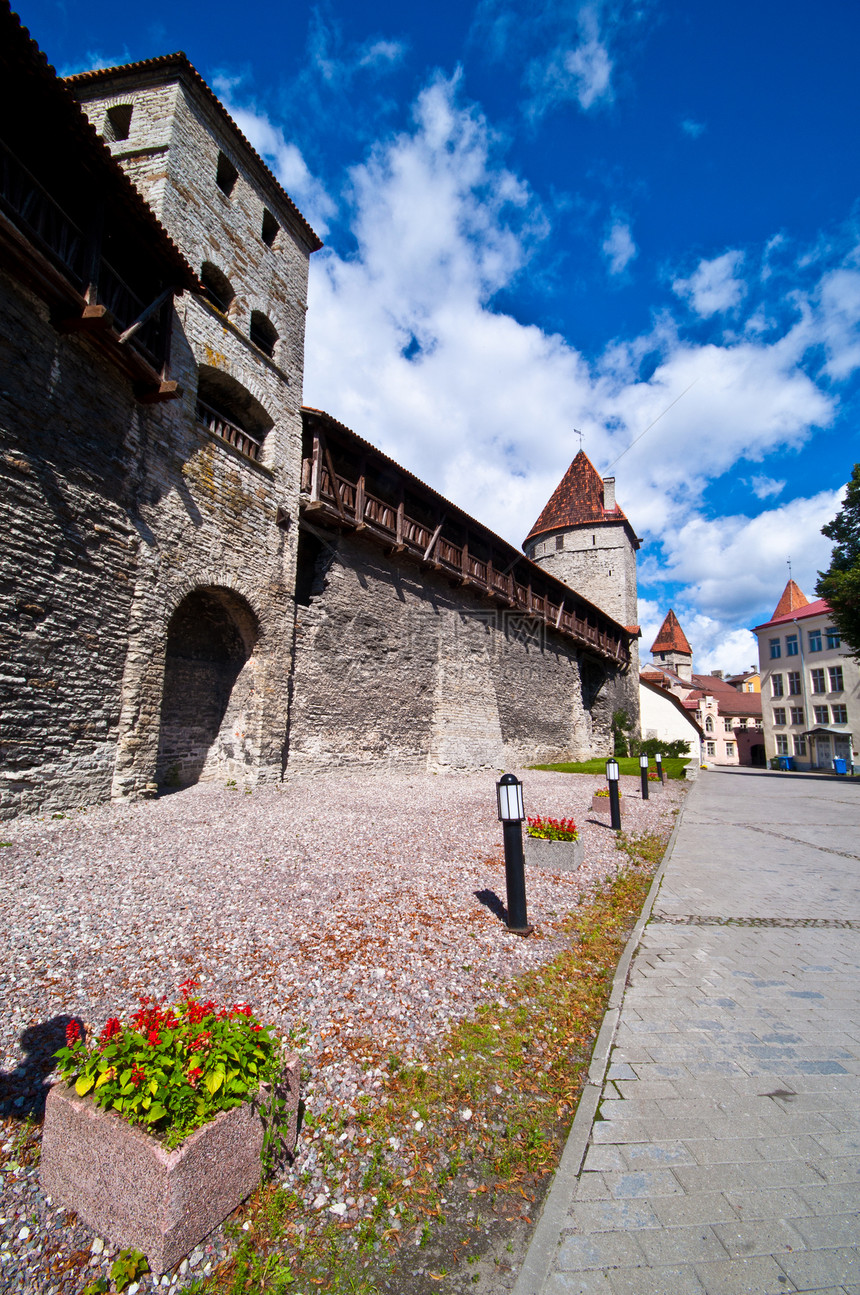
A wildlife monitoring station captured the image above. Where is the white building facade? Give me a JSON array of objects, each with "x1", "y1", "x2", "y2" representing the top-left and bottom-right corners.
[{"x1": 753, "y1": 581, "x2": 859, "y2": 771}]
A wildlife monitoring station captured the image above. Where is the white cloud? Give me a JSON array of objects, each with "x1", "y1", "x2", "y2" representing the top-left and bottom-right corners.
[
  {"x1": 680, "y1": 118, "x2": 705, "y2": 139},
  {"x1": 749, "y1": 475, "x2": 786, "y2": 500},
  {"x1": 602, "y1": 217, "x2": 637, "y2": 276},
  {"x1": 213, "y1": 87, "x2": 337, "y2": 236},
  {"x1": 673, "y1": 250, "x2": 747, "y2": 317},
  {"x1": 814, "y1": 261, "x2": 860, "y2": 380},
  {"x1": 523, "y1": 3, "x2": 615, "y2": 119}
]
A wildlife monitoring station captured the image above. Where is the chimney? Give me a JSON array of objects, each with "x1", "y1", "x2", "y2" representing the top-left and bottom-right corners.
[
  {"x1": 712, "y1": 669, "x2": 723, "y2": 679},
  {"x1": 603, "y1": 476, "x2": 616, "y2": 510}
]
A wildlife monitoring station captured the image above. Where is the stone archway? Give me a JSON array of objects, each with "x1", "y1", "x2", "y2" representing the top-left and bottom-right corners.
[{"x1": 156, "y1": 587, "x2": 260, "y2": 788}]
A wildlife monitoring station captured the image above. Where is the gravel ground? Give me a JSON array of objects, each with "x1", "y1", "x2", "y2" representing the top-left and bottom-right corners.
[{"x1": 0, "y1": 767, "x2": 684, "y2": 1293}]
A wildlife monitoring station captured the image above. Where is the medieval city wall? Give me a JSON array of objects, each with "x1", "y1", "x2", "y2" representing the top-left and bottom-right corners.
[
  {"x1": 529, "y1": 524, "x2": 638, "y2": 631},
  {"x1": 286, "y1": 529, "x2": 624, "y2": 775}
]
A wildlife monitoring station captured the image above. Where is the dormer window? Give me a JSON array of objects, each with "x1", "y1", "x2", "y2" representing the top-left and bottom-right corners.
[
  {"x1": 103, "y1": 104, "x2": 133, "y2": 142},
  {"x1": 261, "y1": 208, "x2": 279, "y2": 247},
  {"x1": 250, "y1": 311, "x2": 277, "y2": 359},
  {"x1": 200, "y1": 262, "x2": 235, "y2": 315},
  {"x1": 216, "y1": 151, "x2": 238, "y2": 197}
]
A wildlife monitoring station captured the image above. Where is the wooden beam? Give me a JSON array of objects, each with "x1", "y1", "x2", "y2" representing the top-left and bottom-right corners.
[
  {"x1": 320, "y1": 438, "x2": 346, "y2": 518},
  {"x1": 83, "y1": 205, "x2": 104, "y2": 306},
  {"x1": 118, "y1": 286, "x2": 175, "y2": 344},
  {"x1": 309, "y1": 433, "x2": 322, "y2": 503},
  {"x1": 57, "y1": 302, "x2": 114, "y2": 334},
  {"x1": 555, "y1": 601, "x2": 564, "y2": 630},
  {"x1": 423, "y1": 516, "x2": 446, "y2": 562},
  {"x1": 396, "y1": 492, "x2": 404, "y2": 547},
  {"x1": 135, "y1": 378, "x2": 182, "y2": 404},
  {"x1": 356, "y1": 459, "x2": 366, "y2": 527}
]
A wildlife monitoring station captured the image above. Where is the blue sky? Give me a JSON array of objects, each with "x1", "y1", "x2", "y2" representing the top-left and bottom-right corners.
[{"x1": 19, "y1": 0, "x2": 860, "y2": 670}]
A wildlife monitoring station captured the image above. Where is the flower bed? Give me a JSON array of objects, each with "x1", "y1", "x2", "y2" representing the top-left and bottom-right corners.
[
  {"x1": 41, "y1": 984, "x2": 299, "y2": 1272},
  {"x1": 524, "y1": 814, "x2": 583, "y2": 870}
]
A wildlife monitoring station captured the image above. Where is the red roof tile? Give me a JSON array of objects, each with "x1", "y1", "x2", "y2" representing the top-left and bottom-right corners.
[
  {"x1": 771, "y1": 579, "x2": 810, "y2": 621},
  {"x1": 753, "y1": 597, "x2": 831, "y2": 632},
  {"x1": 650, "y1": 610, "x2": 693, "y2": 656},
  {"x1": 524, "y1": 451, "x2": 630, "y2": 543}
]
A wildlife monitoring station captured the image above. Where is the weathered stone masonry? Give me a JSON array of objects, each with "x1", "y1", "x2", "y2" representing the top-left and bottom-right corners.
[{"x1": 0, "y1": 15, "x2": 639, "y2": 819}]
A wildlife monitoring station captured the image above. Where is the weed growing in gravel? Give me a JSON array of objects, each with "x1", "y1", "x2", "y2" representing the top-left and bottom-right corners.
[{"x1": 201, "y1": 830, "x2": 667, "y2": 1295}]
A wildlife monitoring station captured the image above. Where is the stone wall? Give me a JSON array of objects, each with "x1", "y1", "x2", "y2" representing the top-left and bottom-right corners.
[{"x1": 287, "y1": 526, "x2": 629, "y2": 774}]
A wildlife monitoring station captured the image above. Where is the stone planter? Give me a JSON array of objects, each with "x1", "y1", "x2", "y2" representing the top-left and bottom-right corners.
[
  {"x1": 523, "y1": 834, "x2": 583, "y2": 871},
  {"x1": 40, "y1": 1055, "x2": 300, "y2": 1274},
  {"x1": 591, "y1": 794, "x2": 612, "y2": 813}
]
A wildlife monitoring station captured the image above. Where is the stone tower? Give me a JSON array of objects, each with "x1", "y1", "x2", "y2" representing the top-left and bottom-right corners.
[
  {"x1": 523, "y1": 451, "x2": 640, "y2": 633},
  {"x1": 650, "y1": 609, "x2": 693, "y2": 681}
]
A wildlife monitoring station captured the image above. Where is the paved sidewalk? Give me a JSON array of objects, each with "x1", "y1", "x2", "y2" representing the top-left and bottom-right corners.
[{"x1": 514, "y1": 768, "x2": 860, "y2": 1295}]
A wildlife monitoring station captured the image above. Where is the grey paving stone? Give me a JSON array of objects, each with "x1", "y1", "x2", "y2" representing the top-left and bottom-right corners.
[
  {"x1": 573, "y1": 1174, "x2": 612, "y2": 1202},
  {"x1": 607, "y1": 1264, "x2": 708, "y2": 1295},
  {"x1": 543, "y1": 1273, "x2": 615, "y2": 1295},
  {"x1": 711, "y1": 1218, "x2": 809, "y2": 1257},
  {"x1": 673, "y1": 1163, "x2": 768, "y2": 1195},
  {"x1": 776, "y1": 1247, "x2": 860, "y2": 1289},
  {"x1": 556, "y1": 1231, "x2": 645, "y2": 1271},
  {"x1": 693, "y1": 1255, "x2": 801, "y2": 1293},
  {"x1": 604, "y1": 1170, "x2": 685, "y2": 1199},
  {"x1": 738, "y1": 1160, "x2": 831, "y2": 1189},
  {"x1": 621, "y1": 1141, "x2": 698, "y2": 1168},
  {"x1": 813, "y1": 1156, "x2": 860, "y2": 1183},
  {"x1": 636, "y1": 1225, "x2": 730, "y2": 1265},
  {"x1": 684, "y1": 1137, "x2": 773, "y2": 1165},
  {"x1": 724, "y1": 1187, "x2": 811, "y2": 1220},
  {"x1": 791, "y1": 1217, "x2": 860, "y2": 1249},
  {"x1": 582, "y1": 1146, "x2": 626, "y2": 1173},
  {"x1": 793, "y1": 1183, "x2": 860, "y2": 1214},
  {"x1": 652, "y1": 1193, "x2": 740, "y2": 1228},
  {"x1": 591, "y1": 1120, "x2": 650, "y2": 1145},
  {"x1": 564, "y1": 1200, "x2": 663, "y2": 1233}
]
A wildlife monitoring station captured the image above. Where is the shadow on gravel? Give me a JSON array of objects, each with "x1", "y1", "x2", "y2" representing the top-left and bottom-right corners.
[
  {"x1": 0, "y1": 1015, "x2": 80, "y2": 1120},
  {"x1": 474, "y1": 889, "x2": 507, "y2": 924}
]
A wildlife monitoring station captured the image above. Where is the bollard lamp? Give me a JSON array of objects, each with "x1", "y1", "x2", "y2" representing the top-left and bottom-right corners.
[
  {"x1": 605, "y1": 758, "x2": 622, "y2": 830},
  {"x1": 496, "y1": 772, "x2": 525, "y2": 822},
  {"x1": 606, "y1": 758, "x2": 619, "y2": 782},
  {"x1": 639, "y1": 751, "x2": 650, "y2": 800},
  {"x1": 639, "y1": 754, "x2": 649, "y2": 770}
]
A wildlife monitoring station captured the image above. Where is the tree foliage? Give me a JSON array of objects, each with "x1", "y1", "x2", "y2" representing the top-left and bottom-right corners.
[{"x1": 817, "y1": 463, "x2": 860, "y2": 658}]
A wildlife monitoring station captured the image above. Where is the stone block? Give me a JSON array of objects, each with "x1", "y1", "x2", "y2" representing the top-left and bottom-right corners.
[
  {"x1": 40, "y1": 1055, "x2": 299, "y2": 1273},
  {"x1": 523, "y1": 834, "x2": 584, "y2": 871}
]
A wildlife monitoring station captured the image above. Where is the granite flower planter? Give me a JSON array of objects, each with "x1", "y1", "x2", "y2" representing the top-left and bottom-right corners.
[
  {"x1": 40, "y1": 1054, "x2": 300, "y2": 1274},
  {"x1": 591, "y1": 794, "x2": 612, "y2": 813},
  {"x1": 523, "y1": 834, "x2": 583, "y2": 871}
]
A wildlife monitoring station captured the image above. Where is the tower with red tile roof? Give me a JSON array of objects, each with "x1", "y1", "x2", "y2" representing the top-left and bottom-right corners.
[
  {"x1": 650, "y1": 609, "x2": 694, "y2": 681},
  {"x1": 523, "y1": 451, "x2": 640, "y2": 635}
]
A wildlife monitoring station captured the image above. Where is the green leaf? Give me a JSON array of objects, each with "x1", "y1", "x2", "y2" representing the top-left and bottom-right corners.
[
  {"x1": 204, "y1": 1069, "x2": 224, "y2": 1096},
  {"x1": 76, "y1": 1075, "x2": 95, "y2": 1096},
  {"x1": 95, "y1": 1069, "x2": 114, "y2": 1090}
]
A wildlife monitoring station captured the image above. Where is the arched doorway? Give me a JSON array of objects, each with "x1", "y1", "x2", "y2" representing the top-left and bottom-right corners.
[{"x1": 157, "y1": 587, "x2": 259, "y2": 789}]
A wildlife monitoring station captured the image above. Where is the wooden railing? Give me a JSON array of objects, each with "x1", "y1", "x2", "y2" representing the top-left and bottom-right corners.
[
  {"x1": 300, "y1": 433, "x2": 629, "y2": 665},
  {"x1": 196, "y1": 400, "x2": 262, "y2": 461}
]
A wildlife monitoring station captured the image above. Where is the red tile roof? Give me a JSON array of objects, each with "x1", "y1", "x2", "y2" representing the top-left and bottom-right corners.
[
  {"x1": 524, "y1": 451, "x2": 634, "y2": 544},
  {"x1": 771, "y1": 579, "x2": 810, "y2": 620},
  {"x1": 753, "y1": 597, "x2": 831, "y2": 632},
  {"x1": 650, "y1": 610, "x2": 693, "y2": 656}
]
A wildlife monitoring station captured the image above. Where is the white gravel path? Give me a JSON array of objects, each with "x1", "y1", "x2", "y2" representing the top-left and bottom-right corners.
[{"x1": 0, "y1": 766, "x2": 685, "y2": 1292}]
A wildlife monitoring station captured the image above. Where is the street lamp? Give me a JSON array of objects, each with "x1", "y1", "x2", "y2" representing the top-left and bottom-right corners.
[
  {"x1": 655, "y1": 751, "x2": 664, "y2": 784},
  {"x1": 496, "y1": 773, "x2": 531, "y2": 934},
  {"x1": 605, "y1": 758, "x2": 621, "y2": 831},
  {"x1": 639, "y1": 752, "x2": 650, "y2": 800}
]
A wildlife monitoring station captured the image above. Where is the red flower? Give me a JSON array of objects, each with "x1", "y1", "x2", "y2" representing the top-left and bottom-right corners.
[
  {"x1": 187, "y1": 1066, "x2": 203, "y2": 1088},
  {"x1": 251, "y1": 1024, "x2": 262, "y2": 1033},
  {"x1": 99, "y1": 1018, "x2": 122, "y2": 1045},
  {"x1": 178, "y1": 979, "x2": 199, "y2": 999},
  {"x1": 190, "y1": 1031, "x2": 212, "y2": 1051},
  {"x1": 147, "y1": 1028, "x2": 161, "y2": 1046},
  {"x1": 130, "y1": 1063, "x2": 146, "y2": 1088},
  {"x1": 65, "y1": 1020, "x2": 82, "y2": 1047},
  {"x1": 231, "y1": 1003, "x2": 252, "y2": 1017}
]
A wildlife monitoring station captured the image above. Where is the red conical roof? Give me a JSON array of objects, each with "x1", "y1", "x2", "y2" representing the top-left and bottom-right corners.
[
  {"x1": 525, "y1": 451, "x2": 628, "y2": 543},
  {"x1": 770, "y1": 579, "x2": 809, "y2": 621},
  {"x1": 650, "y1": 609, "x2": 693, "y2": 656}
]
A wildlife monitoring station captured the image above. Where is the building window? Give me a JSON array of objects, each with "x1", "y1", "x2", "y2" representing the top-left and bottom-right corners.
[
  {"x1": 790, "y1": 707, "x2": 804, "y2": 726},
  {"x1": 195, "y1": 365, "x2": 273, "y2": 462},
  {"x1": 261, "y1": 208, "x2": 279, "y2": 247},
  {"x1": 808, "y1": 628, "x2": 822, "y2": 652},
  {"x1": 249, "y1": 311, "x2": 278, "y2": 358},
  {"x1": 200, "y1": 262, "x2": 235, "y2": 315},
  {"x1": 738, "y1": 717, "x2": 748, "y2": 730},
  {"x1": 776, "y1": 735, "x2": 789, "y2": 754},
  {"x1": 769, "y1": 638, "x2": 781, "y2": 659},
  {"x1": 555, "y1": 535, "x2": 564, "y2": 550},
  {"x1": 706, "y1": 742, "x2": 716, "y2": 756},
  {"x1": 705, "y1": 716, "x2": 714, "y2": 733},
  {"x1": 787, "y1": 671, "x2": 801, "y2": 695},
  {"x1": 813, "y1": 705, "x2": 829, "y2": 724},
  {"x1": 832, "y1": 704, "x2": 848, "y2": 724},
  {"x1": 103, "y1": 103, "x2": 133, "y2": 142},
  {"x1": 826, "y1": 626, "x2": 841, "y2": 649},
  {"x1": 724, "y1": 717, "x2": 734, "y2": 732},
  {"x1": 794, "y1": 735, "x2": 807, "y2": 756},
  {"x1": 786, "y1": 634, "x2": 798, "y2": 656},
  {"x1": 725, "y1": 742, "x2": 735, "y2": 757},
  {"x1": 216, "y1": 151, "x2": 239, "y2": 196},
  {"x1": 811, "y1": 668, "x2": 826, "y2": 693},
  {"x1": 828, "y1": 666, "x2": 844, "y2": 691},
  {"x1": 773, "y1": 708, "x2": 786, "y2": 726},
  {"x1": 771, "y1": 674, "x2": 784, "y2": 697}
]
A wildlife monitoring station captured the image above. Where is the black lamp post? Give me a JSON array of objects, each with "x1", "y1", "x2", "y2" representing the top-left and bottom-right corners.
[
  {"x1": 496, "y1": 773, "x2": 531, "y2": 934},
  {"x1": 605, "y1": 758, "x2": 622, "y2": 831},
  {"x1": 639, "y1": 752, "x2": 650, "y2": 800},
  {"x1": 655, "y1": 751, "x2": 664, "y2": 784}
]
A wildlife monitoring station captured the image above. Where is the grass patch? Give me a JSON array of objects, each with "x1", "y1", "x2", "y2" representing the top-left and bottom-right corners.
[
  {"x1": 529, "y1": 757, "x2": 689, "y2": 780},
  {"x1": 201, "y1": 831, "x2": 670, "y2": 1295}
]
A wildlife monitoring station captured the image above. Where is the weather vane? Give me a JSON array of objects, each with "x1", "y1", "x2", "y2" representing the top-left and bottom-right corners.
[
  {"x1": 787, "y1": 557, "x2": 792, "y2": 580},
  {"x1": 574, "y1": 428, "x2": 583, "y2": 451}
]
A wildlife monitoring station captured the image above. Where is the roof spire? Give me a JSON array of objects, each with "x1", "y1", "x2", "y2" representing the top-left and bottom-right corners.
[
  {"x1": 524, "y1": 449, "x2": 631, "y2": 544},
  {"x1": 650, "y1": 609, "x2": 693, "y2": 657},
  {"x1": 771, "y1": 578, "x2": 809, "y2": 621}
]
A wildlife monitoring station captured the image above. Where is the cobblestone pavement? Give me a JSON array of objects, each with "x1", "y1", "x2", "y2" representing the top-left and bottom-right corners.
[{"x1": 514, "y1": 768, "x2": 860, "y2": 1295}]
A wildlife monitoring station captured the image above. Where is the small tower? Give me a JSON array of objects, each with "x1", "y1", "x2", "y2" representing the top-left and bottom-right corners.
[
  {"x1": 650, "y1": 610, "x2": 693, "y2": 682},
  {"x1": 523, "y1": 451, "x2": 640, "y2": 632},
  {"x1": 770, "y1": 579, "x2": 810, "y2": 620}
]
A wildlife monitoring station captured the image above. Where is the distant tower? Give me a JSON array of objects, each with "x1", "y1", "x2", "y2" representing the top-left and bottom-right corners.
[
  {"x1": 523, "y1": 451, "x2": 640, "y2": 633},
  {"x1": 650, "y1": 610, "x2": 693, "y2": 682}
]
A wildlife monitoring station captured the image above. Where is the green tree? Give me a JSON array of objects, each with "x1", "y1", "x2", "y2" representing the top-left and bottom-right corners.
[{"x1": 817, "y1": 463, "x2": 860, "y2": 659}]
